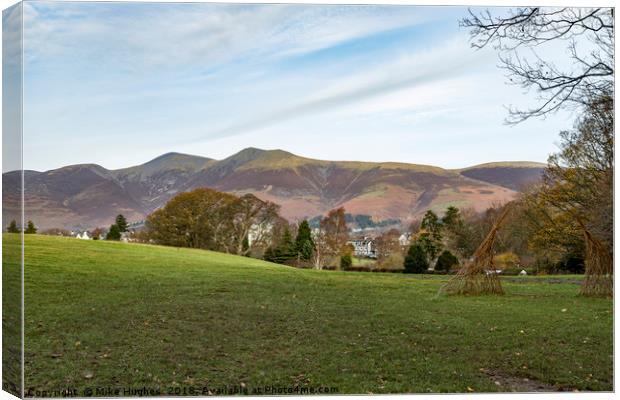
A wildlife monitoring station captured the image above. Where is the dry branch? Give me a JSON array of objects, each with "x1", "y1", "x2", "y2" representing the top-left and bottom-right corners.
[{"x1": 440, "y1": 207, "x2": 511, "y2": 295}]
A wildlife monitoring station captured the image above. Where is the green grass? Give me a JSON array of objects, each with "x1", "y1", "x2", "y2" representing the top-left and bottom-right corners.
[
  {"x1": 6, "y1": 234, "x2": 612, "y2": 394},
  {"x1": 352, "y1": 257, "x2": 376, "y2": 267}
]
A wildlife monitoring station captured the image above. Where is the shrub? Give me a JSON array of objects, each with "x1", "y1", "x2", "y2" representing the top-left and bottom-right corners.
[
  {"x1": 494, "y1": 252, "x2": 520, "y2": 268},
  {"x1": 403, "y1": 242, "x2": 428, "y2": 274},
  {"x1": 340, "y1": 254, "x2": 353, "y2": 270},
  {"x1": 435, "y1": 250, "x2": 459, "y2": 272}
]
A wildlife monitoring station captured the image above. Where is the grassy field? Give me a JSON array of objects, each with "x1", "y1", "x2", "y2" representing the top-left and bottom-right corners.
[{"x1": 6, "y1": 234, "x2": 612, "y2": 394}]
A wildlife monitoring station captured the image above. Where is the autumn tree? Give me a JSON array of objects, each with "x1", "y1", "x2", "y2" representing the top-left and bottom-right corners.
[
  {"x1": 230, "y1": 194, "x2": 280, "y2": 256},
  {"x1": 541, "y1": 95, "x2": 613, "y2": 248},
  {"x1": 313, "y1": 207, "x2": 348, "y2": 269},
  {"x1": 375, "y1": 228, "x2": 403, "y2": 268},
  {"x1": 147, "y1": 188, "x2": 282, "y2": 255},
  {"x1": 521, "y1": 96, "x2": 613, "y2": 288},
  {"x1": 90, "y1": 227, "x2": 106, "y2": 240}
]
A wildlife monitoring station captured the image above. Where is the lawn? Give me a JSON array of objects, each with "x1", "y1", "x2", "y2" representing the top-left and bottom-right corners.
[{"x1": 4, "y1": 234, "x2": 613, "y2": 394}]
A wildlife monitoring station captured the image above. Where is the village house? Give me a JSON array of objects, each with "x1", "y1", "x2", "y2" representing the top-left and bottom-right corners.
[
  {"x1": 398, "y1": 232, "x2": 411, "y2": 247},
  {"x1": 75, "y1": 231, "x2": 91, "y2": 240},
  {"x1": 347, "y1": 237, "x2": 377, "y2": 259}
]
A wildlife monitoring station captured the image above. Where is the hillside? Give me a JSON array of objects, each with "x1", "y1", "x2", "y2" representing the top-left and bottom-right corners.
[
  {"x1": 2, "y1": 148, "x2": 545, "y2": 230},
  {"x1": 458, "y1": 162, "x2": 545, "y2": 191},
  {"x1": 10, "y1": 234, "x2": 612, "y2": 393}
]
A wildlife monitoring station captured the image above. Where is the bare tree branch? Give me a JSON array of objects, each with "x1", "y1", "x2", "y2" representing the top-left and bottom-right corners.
[{"x1": 461, "y1": 7, "x2": 614, "y2": 123}]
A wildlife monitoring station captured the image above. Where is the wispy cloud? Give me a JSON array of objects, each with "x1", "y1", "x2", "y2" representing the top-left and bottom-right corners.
[
  {"x1": 22, "y1": 3, "x2": 431, "y2": 73},
  {"x1": 201, "y1": 36, "x2": 487, "y2": 141},
  {"x1": 19, "y1": 2, "x2": 571, "y2": 171}
]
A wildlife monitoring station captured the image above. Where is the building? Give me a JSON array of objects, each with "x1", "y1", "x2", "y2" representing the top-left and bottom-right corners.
[
  {"x1": 398, "y1": 233, "x2": 411, "y2": 247},
  {"x1": 75, "y1": 231, "x2": 91, "y2": 240},
  {"x1": 348, "y1": 237, "x2": 377, "y2": 258}
]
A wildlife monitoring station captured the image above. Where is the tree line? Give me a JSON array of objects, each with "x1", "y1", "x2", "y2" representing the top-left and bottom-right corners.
[{"x1": 6, "y1": 220, "x2": 37, "y2": 234}]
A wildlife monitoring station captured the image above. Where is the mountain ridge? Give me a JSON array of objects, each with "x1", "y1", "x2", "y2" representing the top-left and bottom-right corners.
[{"x1": 2, "y1": 148, "x2": 545, "y2": 230}]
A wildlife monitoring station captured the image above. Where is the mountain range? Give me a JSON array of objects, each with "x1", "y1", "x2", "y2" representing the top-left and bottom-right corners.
[{"x1": 2, "y1": 148, "x2": 545, "y2": 230}]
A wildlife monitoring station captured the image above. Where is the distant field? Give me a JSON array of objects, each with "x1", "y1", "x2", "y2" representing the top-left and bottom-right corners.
[{"x1": 7, "y1": 234, "x2": 612, "y2": 394}]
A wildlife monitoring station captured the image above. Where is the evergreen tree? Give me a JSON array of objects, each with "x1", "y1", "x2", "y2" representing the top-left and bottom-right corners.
[
  {"x1": 435, "y1": 250, "x2": 459, "y2": 272},
  {"x1": 106, "y1": 224, "x2": 121, "y2": 241},
  {"x1": 115, "y1": 214, "x2": 128, "y2": 232},
  {"x1": 7, "y1": 220, "x2": 20, "y2": 233},
  {"x1": 263, "y1": 247, "x2": 276, "y2": 263},
  {"x1": 403, "y1": 242, "x2": 429, "y2": 274},
  {"x1": 267, "y1": 228, "x2": 297, "y2": 265},
  {"x1": 24, "y1": 220, "x2": 37, "y2": 234},
  {"x1": 442, "y1": 206, "x2": 462, "y2": 228},
  {"x1": 295, "y1": 220, "x2": 314, "y2": 260},
  {"x1": 418, "y1": 232, "x2": 442, "y2": 263},
  {"x1": 275, "y1": 228, "x2": 297, "y2": 264}
]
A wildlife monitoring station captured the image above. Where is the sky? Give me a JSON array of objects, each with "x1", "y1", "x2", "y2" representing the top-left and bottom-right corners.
[{"x1": 14, "y1": 1, "x2": 577, "y2": 171}]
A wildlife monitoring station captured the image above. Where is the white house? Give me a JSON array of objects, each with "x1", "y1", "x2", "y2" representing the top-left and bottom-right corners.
[
  {"x1": 75, "y1": 232, "x2": 91, "y2": 240},
  {"x1": 398, "y1": 233, "x2": 411, "y2": 247},
  {"x1": 348, "y1": 237, "x2": 377, "y2": 258}
]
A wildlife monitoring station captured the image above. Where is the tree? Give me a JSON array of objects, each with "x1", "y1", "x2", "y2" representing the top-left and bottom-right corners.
[
  {"x1": 421, "y1": 210, "x2": 441, "y2": 239},
  {"x1": 418, "y1": 210, "x2": 443, "y2": 265},
  {"x1": 340, "y1": 253, "x2": 353, "y2": 271},
  {"x1": 272, "y1": 228, "x2": 297, "y2": 264},
  {"x1": 91, "y1": 227, "x2": 106, "y2": 240},
  {"x1": 441, "y1": 206, "x2": 477, "y2": 258},
  {"x1": 147, "y1": 188, "x2": 266, "y2": 253},
  {"x1": 24, "y1": 220, "x2": 37, "y2": 234},
  {"x1": 442, "y1": 206, "x2": 461, "y2": 228},
  {"x1": 152, "y1": 188, "x2": 238, "y2": 250},
  {"x1": 263, "y1": 247, "x2": 276, "y2": 263},
  {"x1": 523, "y1": 96, "x2": 613, "y2": 296},
  {"x1": 106, "y1": 224, "x2": 121, "y2": 241},
  {"x1": 230, "y1": 194, "x2": 281, "y2": 256},
  {"x1": 403, "y1": 242, "x2": 429, "y2": 274},
  {"x1": 461, "y1": 7, "x2": 613, "y2": 123},
  {"x1": 417, "y1": 231, "x2": 442, "y2": 265},
  {"x1": 375, "y1": 229, "x2": 402, "y2": 267},
  {"x1": 40, "y1": 228, "x2": 71, "y2": 236},
  {"x1": 542, "y1": 95, "x2": 613, "y2": 248},
  {"x1": 6, "y1": 220, "x2": 20, "y2": 233},
  {"x1": 115, "y1": 214, "x2": 128, "y2": 232},
  {"x1": 435, "y1": 250, "x2": 459, "y2": 272},
  {"x1": 295, "y1": 220, "x2": 314, "y2": 261},
  {"x1": 314, "y1": 207, "x2": 349, "y2": 269}
]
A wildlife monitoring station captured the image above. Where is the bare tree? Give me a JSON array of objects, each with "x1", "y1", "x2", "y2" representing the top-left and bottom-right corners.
[
  {"x1": 461, "y1": 7, "x2": 614, "y2": 123},
  {"x1": 230, "y1": 194, "x2": 280, "y2": 256}
]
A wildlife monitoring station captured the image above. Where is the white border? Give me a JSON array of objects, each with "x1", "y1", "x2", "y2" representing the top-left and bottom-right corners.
[{"x1": 0, "y1": 1, "x2": 616, "y2": 400}]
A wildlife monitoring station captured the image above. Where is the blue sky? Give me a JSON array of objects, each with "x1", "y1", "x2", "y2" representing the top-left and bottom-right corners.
[{"x1": 19, "y1": 1, "x2": 574, "y2": 171}]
